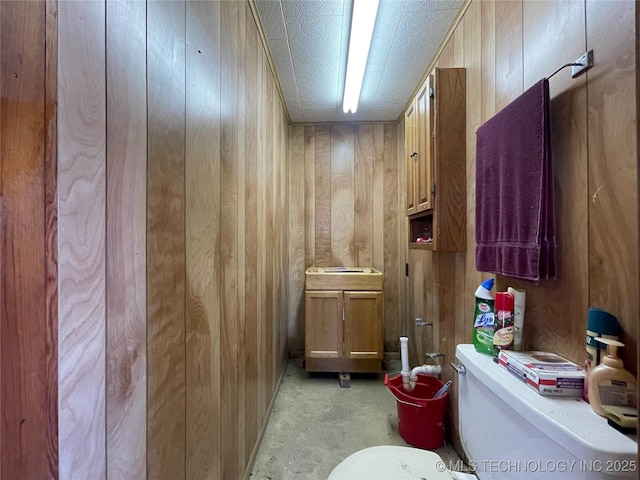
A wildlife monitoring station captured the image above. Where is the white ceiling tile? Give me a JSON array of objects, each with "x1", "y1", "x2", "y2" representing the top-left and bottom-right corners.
[
  {"x1": 359, "y1": 68, "x2": 382, "y2": 102},
  {"x1": 403, "y1": 10, "x2": 453, "y2": 47},
  {"x1": 374, "y1": 0, "x2": 404, "y2": 37},
  {"x1": 366, "y1": 35, "x2": 394, "y2": 72},
  {"x1": 267, "y1": 38, "x2": 294, "y2": 72},
  {"x1": 368, "y1": 104, "x2": 404, "y2": 121},
  {"x1": 376, "y1": 63, "x2": 419, "y2": 104},
  {"x1": 302, "y1": 105, "x2": 337, "y2": 123},
  {"x1": 286, "y1": 14, "x2": 344, "y2": 41},
  {"x1": 403, "y1": 0, "x2": 463, "y2": 12},
  {"x1": 290, "y1": 43, "x2": 341, "y2": 72},
  {"x1": 281, "y1": 0, "x2": 345, "y2": 17},
  {"x1": 288, "y1": 103, "x2": 304, "y2": 122},
  {"x1": 278, "y1": 74, "x2": 300, "y2": 106},
  {"x1": 255, "y1": 0, "x2": 287, "y2": 39},
  {"x1": 298, "y1": 70, "x2": 340, "y2": 105}
]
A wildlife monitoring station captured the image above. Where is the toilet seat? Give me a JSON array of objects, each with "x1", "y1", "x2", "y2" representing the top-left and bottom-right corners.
[{"x1": 327, "y1": 445, "x2": 453, "y2": 480}]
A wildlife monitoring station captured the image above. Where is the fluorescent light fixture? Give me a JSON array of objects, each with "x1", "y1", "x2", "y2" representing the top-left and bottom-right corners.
[{"x1": 343, "y1": 0, "x2": 380, "y2": 114}]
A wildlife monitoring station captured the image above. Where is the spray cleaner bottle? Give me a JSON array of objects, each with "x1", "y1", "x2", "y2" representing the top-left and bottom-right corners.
[{"x1": 473, "y1": 278, "x2": 495, "y2": 355}]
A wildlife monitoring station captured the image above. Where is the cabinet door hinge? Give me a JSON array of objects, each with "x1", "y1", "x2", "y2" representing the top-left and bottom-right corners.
[
  {"x1": 431, "y1": 183, "x2": 436, "y2": 196},
  {"x1": 429, "y1": 87, "x2": 435, "y2": 99},
  {"x1": 405, "y1": 263, "x2": 409, "y2": 277}
]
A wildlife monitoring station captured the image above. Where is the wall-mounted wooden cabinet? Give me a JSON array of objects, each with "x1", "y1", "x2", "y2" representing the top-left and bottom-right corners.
[
  {"x1": 405, "y1": 103, "x2": 417, "y2": 215},
  {"x1": 304, "y1": 268, "x2": 383, "y2": 373},
  {"x1": 405, "y1": 68, "x2": 466, "y2": 252}
]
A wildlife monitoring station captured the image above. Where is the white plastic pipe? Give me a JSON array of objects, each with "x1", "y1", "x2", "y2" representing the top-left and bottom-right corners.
[
  {"x1": 400, "y1": 337, "x2": 410, "y2": 372},
  {"x1": 508, "y1": 287, "x2": 526, "y2": 351},
  {"x1": 400, "y1": 337, "x2": 411, "y2": 391},
  {"x1": 403, "y1": 364, "x2": 442, "y2": 392}
]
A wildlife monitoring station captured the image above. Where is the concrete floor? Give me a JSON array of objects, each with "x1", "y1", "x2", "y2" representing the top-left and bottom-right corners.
[{"x1": 250, "y1": 359, "x2": 464, "y2": 480}]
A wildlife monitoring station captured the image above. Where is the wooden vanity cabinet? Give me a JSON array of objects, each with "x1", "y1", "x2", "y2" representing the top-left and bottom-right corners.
[{"x1": 304, "y1": 268, "x2": 383, "y2": 373}]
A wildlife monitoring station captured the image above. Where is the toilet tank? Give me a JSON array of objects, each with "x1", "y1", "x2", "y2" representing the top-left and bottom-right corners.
[{"x1": 456, "y1": 344, "x2": 637, "y2": 479}]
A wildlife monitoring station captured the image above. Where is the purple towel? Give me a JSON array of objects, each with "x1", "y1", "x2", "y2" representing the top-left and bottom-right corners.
[{"x1": 475, "y1": 78, "x2": 556, "y2": 281}]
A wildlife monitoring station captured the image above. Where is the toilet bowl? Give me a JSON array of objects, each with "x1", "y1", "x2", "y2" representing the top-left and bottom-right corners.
[
  {"x1": 327, "y1": 445, "x2": 474, "y2": 480},
  {"x1": 329, "y1": 344, "x2": 637, "y2": 479}
]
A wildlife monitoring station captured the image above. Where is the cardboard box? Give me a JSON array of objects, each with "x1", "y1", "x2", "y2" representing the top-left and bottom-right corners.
[{"x1": 498, "y1": 350, "x2": 585, "y2": 397}]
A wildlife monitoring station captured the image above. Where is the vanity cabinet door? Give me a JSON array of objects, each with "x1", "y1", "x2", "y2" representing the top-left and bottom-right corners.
[
  {"x1": 304, "y1": 290, "x2": 343, "y2": 359},
  {"x1": 343, "y1": 291, "x2": 383, "y2": 360}
]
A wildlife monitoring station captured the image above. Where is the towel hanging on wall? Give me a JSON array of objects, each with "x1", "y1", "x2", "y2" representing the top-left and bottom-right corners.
[{"x1": 475, "y1": 78, "x2": 556, "y2": 282}]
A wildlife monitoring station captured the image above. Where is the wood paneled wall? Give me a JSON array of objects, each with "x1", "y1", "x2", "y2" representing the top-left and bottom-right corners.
[
  {"x1": 402, "y1": 0, "x2": 638, "y2": 451},
  {"x1": 59, "y1": 1, "x2": 289, "y2": 479},
  {"x1": 3, "y1": 0, "x2": 637, "y2": 476},
  {"x1": 288, "y1": 124, "x2": 403, "y2": 354}
]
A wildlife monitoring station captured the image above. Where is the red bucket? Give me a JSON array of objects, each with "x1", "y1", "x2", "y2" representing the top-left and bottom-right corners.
[{"x1": 384, "y1": 373, "x2": 448, "y2": 450}]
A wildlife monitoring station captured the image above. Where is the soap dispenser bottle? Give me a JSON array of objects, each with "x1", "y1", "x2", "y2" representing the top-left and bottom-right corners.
[{"x1": 588, "y1": 338, "x2": 637, "y2": 417}]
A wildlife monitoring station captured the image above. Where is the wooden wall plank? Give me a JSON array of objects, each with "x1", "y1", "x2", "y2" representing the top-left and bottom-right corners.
[
  {"x1": 314, "y1": 125, "x2": 332, "y2": 266},
  {"x1": 236, "y1": 4, "x2": 247, "y2": 473},
  {"x1": 437, "y1": 31, "x2": 455, "y2": 68},
  {"x1": 372, "y1": 124, "x2": 385, "y2": 273},
  {"x1": 0, "y1": 198, "x2": 2, "y2": 477},
  {"x1": 264, "y1": 72, "x2": 276, "y2": 406},
  {"x1": 425, "y1": 253, "x2": 437, "y2": 356},
  {"x1": 586, "y1": 0, "x2": 637, "y2": 370},
  {"x1": 495, "y1": 0, "x2": 523, "y2": 109},
  {"x1": 304, "y1": 126, "x2": 316, "y2": 268},
  {"x1": 146, "y1": 1, "x2": 186, "y2": 477},
  {"x1": 461, "y1": 0, "x2": 482, "y2": 346},
  {"x1": 408, "y1": 250, "x2": 424, "y2": 365},
  {"x1": 330, "y1": 125, "x2": 355, "y2": 266},
  {"x1": 44, "y1": 0, "x2": 59, "y2": 474},
  {"x1": 278, "y1": 100, "x2": 289, "y2": 370},
  {"x1": 453, "y1": 16, "x2": 465, "y2": 67},
  {"x1": 397, "y1": 120, "x2": 408, "y2": 342},
  {"x1": 58, "y1": 1, "x2": 106, "y2": 477},
  {"x1": 255, "y1": 39, "x2": 267, "y2": 428},
  {"x1": 480, "y1": 0, "x2": 496, "y2": 124},
  {"x1": 185, "y1": 1, "x2": 221, "y2": 478},
  {"x1": 434, "y1": 252, "x2": 457, "y2": 443},
  {"x1": 354, "y1": 125, "x2": 374, "y2": 267},
  {"x1": 288, "y1": 125, "x2": 305, "y2": 355},
  {"x1": 105, "y1": 1, "x2": 147, "y2": 478},
  {"x1": 243, "y1": 3, "x2": 259, "y2": 468},
  {"x1": 0, "y1": 2, "x2": 51, "y2": 478},
  {"x1": 382, "y1": 124, "x2": 400, "y2": 351},
  {"x1": 220, "y1": 1, "x2": 239, "y2": 477}
]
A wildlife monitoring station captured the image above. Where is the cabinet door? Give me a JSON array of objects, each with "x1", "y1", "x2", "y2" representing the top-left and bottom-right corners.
[
  {"x1": 305, "y1": 290, "x2": 343, "y2": 358},
  {"x1": 405, "y1": 104, "x2": 416, "y2": 215},
  {"x1": 416, "y1": 75, "x2": 434, "y2": 212},
  {"x1": 343, "y1": 291, "x2": 383, "y2": 360}
]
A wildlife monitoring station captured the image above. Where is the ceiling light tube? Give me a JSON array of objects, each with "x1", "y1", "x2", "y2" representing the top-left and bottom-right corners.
[{"x1": 343, "y1": 0, "x2": 380, "y2": 114}]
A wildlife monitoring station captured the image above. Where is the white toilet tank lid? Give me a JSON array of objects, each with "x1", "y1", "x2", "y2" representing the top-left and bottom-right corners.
[{"x1": 456, "y1": 344, "x2": 637, "y2": 462}]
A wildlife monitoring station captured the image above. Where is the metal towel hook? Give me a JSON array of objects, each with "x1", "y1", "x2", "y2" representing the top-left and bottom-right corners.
[{"x1": 547, "y1": 50, "x2": 594, "y2": 80}]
